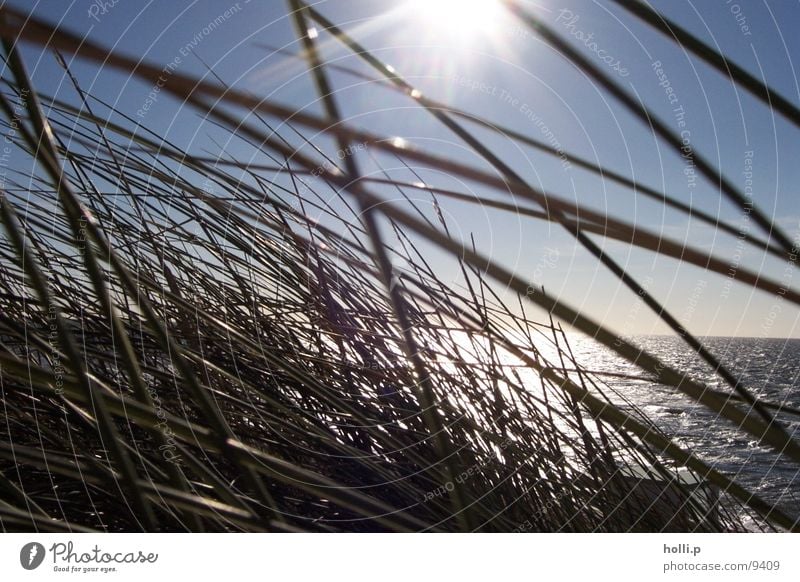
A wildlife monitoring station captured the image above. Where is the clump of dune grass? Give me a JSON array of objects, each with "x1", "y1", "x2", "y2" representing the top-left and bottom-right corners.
[{"x1": 0, "y1": 2, "x2": 798, "y2": 532}]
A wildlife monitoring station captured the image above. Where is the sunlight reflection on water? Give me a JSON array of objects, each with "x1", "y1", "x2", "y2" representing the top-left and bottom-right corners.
[{"x1": 561, "y1": 334, "x2": 800, "y2": 510}]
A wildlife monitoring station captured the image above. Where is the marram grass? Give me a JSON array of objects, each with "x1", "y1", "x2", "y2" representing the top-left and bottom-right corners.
[{"x1": 0, "y1": 2, "x2": 798, "y2": 532}]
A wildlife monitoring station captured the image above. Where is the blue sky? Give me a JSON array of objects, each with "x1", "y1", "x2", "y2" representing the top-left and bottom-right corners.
[{"x1": 7, "y1": 0, "x2": 800, "y2": 338}]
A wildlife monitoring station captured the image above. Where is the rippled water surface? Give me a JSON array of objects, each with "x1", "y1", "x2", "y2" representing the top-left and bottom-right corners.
[{"x1": 563, "y1": 335, "x2": 800, "y2": 512}]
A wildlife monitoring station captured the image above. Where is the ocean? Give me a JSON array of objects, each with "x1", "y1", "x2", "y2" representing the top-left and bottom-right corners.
[{"x1": 565, "y1": 335, "x2": 800, "y2": 515}]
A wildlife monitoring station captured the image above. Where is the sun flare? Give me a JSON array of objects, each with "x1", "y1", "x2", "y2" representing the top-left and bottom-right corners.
[{"x1": 406, "y1": 0, "x2": 503, "y2": 39}]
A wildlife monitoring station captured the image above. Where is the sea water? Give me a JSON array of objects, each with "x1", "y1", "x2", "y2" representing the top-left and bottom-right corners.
[{"x1": 565, "y1": 335, "x2": 800, "y2": 514}]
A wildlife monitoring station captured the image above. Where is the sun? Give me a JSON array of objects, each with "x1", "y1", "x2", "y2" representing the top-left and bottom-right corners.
[{"x1": 405, "y1": 0, "x2": 504, "y2": 40}]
